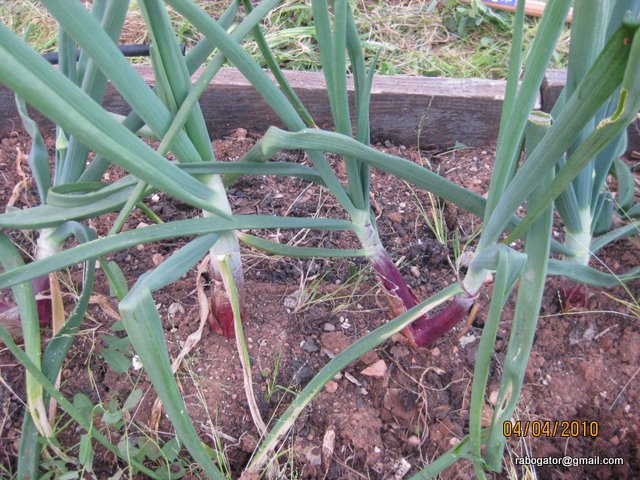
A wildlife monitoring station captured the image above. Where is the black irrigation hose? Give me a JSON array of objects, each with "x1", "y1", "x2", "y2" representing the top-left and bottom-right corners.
[{"x1": 42, "y1": 43, "x2": 186, "y2": 64}]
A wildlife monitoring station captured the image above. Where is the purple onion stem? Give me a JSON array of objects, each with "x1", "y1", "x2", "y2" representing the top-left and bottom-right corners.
[
  {"x1": 371, "y1": 252, "x2": 474, "y2": 347},
  {"x1": 410, "y1": 295, "x2": 475, "y2": 347},
  {"x1": 0, "y1": 275, "x2": 52, "y2": 337}
]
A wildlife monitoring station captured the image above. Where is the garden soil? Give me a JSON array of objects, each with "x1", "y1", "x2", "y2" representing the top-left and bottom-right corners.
[{"x1": 0, "y1": 127, "x2": 638, "y2": 479}]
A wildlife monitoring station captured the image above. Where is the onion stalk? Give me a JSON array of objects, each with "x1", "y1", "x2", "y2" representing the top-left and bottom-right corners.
[
  {"x1": 354, "y1": 218, "x2": 476, "y2": 346},
  {"x1": 545, "y1": 1, "x2": 640, "y2": 307}
]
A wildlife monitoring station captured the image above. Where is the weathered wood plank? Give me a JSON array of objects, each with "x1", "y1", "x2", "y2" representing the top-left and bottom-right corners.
[
  {"x1": 124, "y1": 66, "x2": 516, "y2": 148},
  {"x1": 540, "y1": 68, "x2": 566, "y2": 114},
  {"x1": 2, "y1": 67, "x2": 636, "y2": 152},
  {"x1": 0, "y1": 67, "x2": 519, "y2": 149},
  {"x1": 542, "y1": 68, "x2": 640, "y2": 151}
]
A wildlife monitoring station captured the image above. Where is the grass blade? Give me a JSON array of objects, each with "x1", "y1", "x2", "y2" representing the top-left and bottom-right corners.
[
  {"x1": 242, "y1": 127, "x2": 487, "y2": 218},
  {"x1": 157, "y1": 0, "x2": 282, "y2": 166},
  {"x1": 41, "y1": 0, "x2": 207, "y2": 165},
  {"x1": 17, "y1": 415, "x2": 40, "y2": 480},
  {"x1": 1, "y1": 162, "x2": 324, "y2": 230},
  {"x1": 590, "y1": 131, "x2": 626, "y2": 212},
  {"x1": 409, "y1": 433, "x2": 486, "y2": 479},
  {"x1": 312, "y1": 0, "x2": 365, "y2": 210},
  {"x1": 346, "y1": 6, "x2": 378, "y2": 199},
  {"x1": 241, "y1": 0, "x2": 316, "y2": 127},
  {"x1": 140, "y1": 0, "x2": 214, "y2": 161},
  {"x1": 564, "y1": 0, "x2": 609, "y2": 214},
  {"x1": 506, "y1": 47, "x2": 640, "y2": 243},
  {"x1": 547, "y1": 260, "x2": 640, "y2": 286},
  {"x1": 184, "y1": 0, "x2": 240, "y2": 72},
  {"x1": 76, "y1": 1, "x2": 240, "y2": 184},
  {"x1": 591, "y1": 220, "x2": 640, "y2": 253},
  {"x1": 469, "y1": 247, "x2": 519, "y2": 476},
  {"x1": 167, "y1": 0, "x2": 357, "y2": 216},
  {"x1": 613, "y1": 157, "x2": 635, "y2": 212},
  {"x1": 59, "y1": 0, "x2": 129, "y2": 184},
  {"x1": 219, "y1": 255, "x2": 267, "y2": 433}
]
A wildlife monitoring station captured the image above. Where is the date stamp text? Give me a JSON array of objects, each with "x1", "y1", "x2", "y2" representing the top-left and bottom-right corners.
[{"x1": 503, "y1": 420, "x2": 599, "y2": 438}]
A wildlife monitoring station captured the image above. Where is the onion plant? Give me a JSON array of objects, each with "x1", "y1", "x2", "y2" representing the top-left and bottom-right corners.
[
  {"x1": 507, "y1": 0, "x2": 640, "y2": 309},
  {"x1": 164, "y1": 0, "x2": 490, "y2": 348},
  {"x1": 0, "y1": 0, "x2": 334, "y2": 476},
  {"x1": 1, "y1": 0, "x2": 133, "y2": 464},
  {"x1": 193, "y1": 0, "x2": 640, "y2": 475},
  {"x1": 0, "y1": 0, "x2": 639, "y2": 478}
]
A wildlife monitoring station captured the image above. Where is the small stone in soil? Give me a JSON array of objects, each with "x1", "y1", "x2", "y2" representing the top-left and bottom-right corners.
[
  {"x1": 240, "y1": 434, "x2": 257, "y2": 453},
  {"x1": 388, "y1": 212, "x2": 403, "y2": 223},
  {"x1": 320, "y1": 331, "x2": 351, "y2": 355},
  {"x1": 152, "y1": 253, "x2": 164, "y2": 266},
  {"x1": 292, "y1": 364, "x2": 315, "y2": 386},
  {"x1": 325, "y1": 381, "x2": 338, "y2": 393},
  {"x1": 230, "y1": 127, "x2": 247, "y2": 140},
  {"x1": 300, "y1": 339, "x2": 319, "y2": 353},
  {"x1": 361, "y1": 359, "x2": 387, "y2": 378},
  {"x1": 323, "y1": 322, "x2": 336, "y2": 332},
  {"x1": 583, "y1": 322, "x2": 598, "y2": 342},
  {"x1": 406, "y1": 435, "x2": 421, "y2": 448},
  {"x1": 458, "y1": 334, "x2": 476, "y2": 347},
  {"x1": 384, "y1": 389, "x2": 418, "y2": 421},
  {"x1": 168, "y1": 302, "x2": 183, "y2": 317}
]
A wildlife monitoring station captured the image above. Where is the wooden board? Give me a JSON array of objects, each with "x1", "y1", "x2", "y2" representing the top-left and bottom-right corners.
[
  {"x1": 100, "y1": 66, "x2": 515, "y2": 149},
  {"x1": 1, "y1": 66, "x2": 636, "y2": 152},
  {"x1": 461, "y1": 0, "x2": 573, "y2": 22}
]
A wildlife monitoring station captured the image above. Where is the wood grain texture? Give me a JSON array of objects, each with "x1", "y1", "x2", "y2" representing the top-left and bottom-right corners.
[
  {"x1": 0, "y1": 67, "x2": 513, "y2": 148},
  {"x1": 540, "y1": 68, "x2": 566, "y2": 114},
  {"x1": 115, "y1": 66, "x2": 514, "y2": 148},
  {"x1": 1, "y1": 66, "x2": 636, "y2": 152}
]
